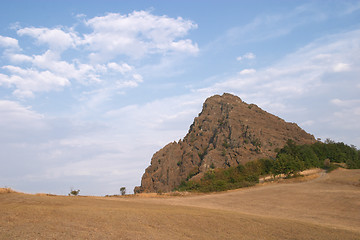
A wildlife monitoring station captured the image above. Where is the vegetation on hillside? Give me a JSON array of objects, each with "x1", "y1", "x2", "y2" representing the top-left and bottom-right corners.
[{"x1": 176, "y1": 139, "x2": 360, "y2": 192}]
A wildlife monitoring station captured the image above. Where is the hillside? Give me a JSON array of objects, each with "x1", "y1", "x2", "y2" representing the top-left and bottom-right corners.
[
  {"x1": 1, "y1": 169, "x2": 359, "y2": 239},
  {"x1": 136, "y1": 93, "x2": 315, "y2": 193}
]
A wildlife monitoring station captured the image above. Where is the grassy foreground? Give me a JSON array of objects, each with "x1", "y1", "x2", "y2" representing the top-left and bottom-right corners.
[{"x1": 1, "y1": 169, "x2": 360, "y2": 239}]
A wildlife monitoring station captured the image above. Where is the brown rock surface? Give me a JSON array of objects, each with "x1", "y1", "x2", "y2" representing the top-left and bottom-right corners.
[{"x1": 135, "y1": 93, "x2": 316, "y2": 193}]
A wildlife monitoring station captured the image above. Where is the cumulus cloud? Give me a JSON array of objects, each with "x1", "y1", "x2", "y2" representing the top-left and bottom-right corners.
[
  {"x1": 0, "y1": 35, "x2": 20, "y2": 49},
  {"x1": 170, "y1": 39, "x2": 199, "y2": 54},
  {"x1": 8, "y1": 53, "x2": 32, "y2": 63},
  {"x1": 1, "y1": 65, "x2": 70, "y2": 97},
  {"x1": 0, "y1": 11, "x2": 199, "y2": 100},
  {"x1": 2, "y1": 46, "x2": 143, "y2": 99},
  {"x1": 83, "y1": 11, "x2": 199, "y2": 61},
  {"x1": 236, "y1": 52, "x2": 256, "y2": 61},
  {"x1": 30, "y1": 50, "x2": 102, "y2": 84},
  {"x1": 17, "y1": 27, "x2": 80, "y2": 52},
  {"x1": 107, "y1": 62, "x2": 133, "y2": 74},
  {"x1": 239, "y1": 68, "x2": 256, "y2": 75}
]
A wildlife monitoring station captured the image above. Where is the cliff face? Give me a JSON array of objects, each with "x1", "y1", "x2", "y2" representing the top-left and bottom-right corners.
[{"x1": 135, "y1": 93, "x2": 316, "y2": 193}]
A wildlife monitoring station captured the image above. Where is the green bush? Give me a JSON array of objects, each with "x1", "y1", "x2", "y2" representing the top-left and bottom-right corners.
[
  {"x1": 120, "y1": 187, "x2": 126, "y2": 195},
  {"x1": 69, "y1": 189, "x2": 80, "y2": 196},
  {"x1": 176, "y1": 160, "x2": 262, "y2": 192}
]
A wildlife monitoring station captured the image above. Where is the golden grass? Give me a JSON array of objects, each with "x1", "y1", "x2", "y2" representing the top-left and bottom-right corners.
[
  {"x1": 0, "y1": 188, "x2": 16, "y2": 194},
  {"x1": 1, "y1": 169, "x2": 359, "y2": 239}
]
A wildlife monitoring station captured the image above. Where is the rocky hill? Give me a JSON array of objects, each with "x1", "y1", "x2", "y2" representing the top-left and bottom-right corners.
[{"x1": 135, "y1": 93, "x2": 316, "y2": 193}]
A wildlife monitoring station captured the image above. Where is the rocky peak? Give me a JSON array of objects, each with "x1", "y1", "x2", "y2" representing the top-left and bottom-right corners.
[{"x1": 135, "y1": 93, "x2": 315, "y2": 193}]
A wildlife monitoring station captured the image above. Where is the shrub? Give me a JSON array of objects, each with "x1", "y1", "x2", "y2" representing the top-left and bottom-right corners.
[
  {"x1": 69, "y1": 189, "x2": 80, "y2": 196},
  {"x1": 120, "y1": 187, "x2": 126, "y2": 195},
  {"x1": 323, "y1": 159, "x2": 331, "y2": 168},
  {"x1": 324, "y1": 163, "x2": 339, "y2": 173},
  {"x1": 176, "y1": 161, "x2": 262, "y2": 193}
]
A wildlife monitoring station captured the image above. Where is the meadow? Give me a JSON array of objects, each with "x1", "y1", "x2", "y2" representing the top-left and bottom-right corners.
[{"x1": 1, "y1": 168, "x2": 359, "y2": 239}]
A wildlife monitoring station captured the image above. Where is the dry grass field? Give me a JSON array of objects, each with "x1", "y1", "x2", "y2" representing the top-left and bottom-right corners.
[{"x1": 1, "y1": 168, "x2": 360, "y2": 239}]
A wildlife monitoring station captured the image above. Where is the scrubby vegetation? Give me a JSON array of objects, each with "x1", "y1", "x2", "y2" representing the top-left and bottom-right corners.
[
  {"x1": 0, "y1": 187, "x2": 15, "y2": 194},
  {"x1": 177, "y1": 139, "x2": 360, "y2": 192},
  {"x1": 69, "y1": 189, "x2": 80, "y2": 196},
  {"x1": 177, "y1": 159, "x2": 271, "y2": 192},
  {"x1": 276, "y1": 139, "x2": 360, "y2": 171},
  {"x1": 120, "y1": 187, "x2": 126, "y2": 195}
]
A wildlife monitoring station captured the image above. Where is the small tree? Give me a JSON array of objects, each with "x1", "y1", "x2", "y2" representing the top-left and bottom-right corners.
[
  {"x1": 120, "y1": 187, "x2": 126, "y2": 196},
  {"x1": 69, "y1": 188, "x2": 80, "y2": 196},
  {"x1": 323, "y1": 158, "x2": 331, "y2": 168}
]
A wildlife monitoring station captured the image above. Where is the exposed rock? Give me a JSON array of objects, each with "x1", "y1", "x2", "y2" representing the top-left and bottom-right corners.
[{"x1": 136, "y1": 93, "x2": 316, "y2": 193}]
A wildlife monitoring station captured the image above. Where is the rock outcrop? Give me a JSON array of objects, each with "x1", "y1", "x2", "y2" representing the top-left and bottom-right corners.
[{"x1": 135, "y1": 93, "x2": 316, "y2": 193}]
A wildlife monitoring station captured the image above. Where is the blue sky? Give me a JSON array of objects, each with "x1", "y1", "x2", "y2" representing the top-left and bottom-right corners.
[{"x1": 0, "y1": 0, "x2": 359, "y2": 195}]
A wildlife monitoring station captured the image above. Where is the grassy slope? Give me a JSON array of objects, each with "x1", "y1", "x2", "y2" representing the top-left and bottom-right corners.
[{"x1": 1, "y1": 169, "x2": 360, "y2": 240}]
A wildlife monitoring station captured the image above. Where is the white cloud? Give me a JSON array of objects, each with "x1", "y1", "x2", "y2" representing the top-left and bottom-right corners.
[
  {"x1": 331, "y1": 98, "x2": 360, "y2": 107},
  {"x1": 8, "y1": 53, "x2": 33, "y2": 63},
  {"x1": 0, "y1": 11, "x2": 199, "y2": 100},
  {"x1": 170, "y1": 39, "x2": 199, "y2": 54},
  {"x1": 239, "y1": 68, "x2": 256, "y2": 75},
  {"x1": 131, "y1": 73, "x2": 143, "y2": 83},
  {"x1": 236, "y1": 52, "x2": 256, "y2": 61},
  {"x1": 17, "y1": 27, "x2": 80, "y2": 52},
  {"x1": 333, "y1": 62, "x2": 350, "y2": 72},
  {"x1": 0, "y1": 100, "x2": 46, "y2": 133},
  {"x1": 245, "y1": 52, "x2": 256, "y2": 59},
  {"x1": 1, "y1": 65, "x2": 70, "y2": 97},
  {"x1": 3, "y1": 50, "x2": 110, "y2": 96},
  {"x1": 116, "y1": 79, "x2": 140, "y2": 88},
  {"x1": 0, "y1": 35, "x2": 20, "y2": 49},
  {"x1": 31, "y1": 50, "x2": 101, "y2": 84},
  {"x1": 83, "y1": 11, "x2": 198, "y2": 61},
  {"x1": 107, "y1": 62, "x2": 133, "y2": 74}
]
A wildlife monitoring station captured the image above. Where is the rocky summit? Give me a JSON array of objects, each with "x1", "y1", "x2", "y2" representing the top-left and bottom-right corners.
[{"x1": 135, "y1": 93, "x2": 316, "y2": 193}]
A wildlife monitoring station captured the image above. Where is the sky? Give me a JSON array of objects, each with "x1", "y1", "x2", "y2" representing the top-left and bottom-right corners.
[{"x1": 0, "y1": 0, "x2": 359, "y2": 196}]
